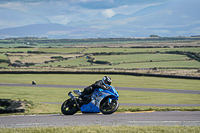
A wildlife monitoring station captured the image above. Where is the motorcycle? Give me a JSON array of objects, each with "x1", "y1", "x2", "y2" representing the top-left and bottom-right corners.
[{"x1": 61, "y1": 85, "x2": 119, "y2": 115}]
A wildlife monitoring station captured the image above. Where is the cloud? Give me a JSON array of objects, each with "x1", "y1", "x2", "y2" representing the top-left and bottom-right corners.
[
  {"x1": 102, "y1": 9, "x2": 115, "y2": 18},
  {"x1": 78, "y1": 0, "x2": 169, "y2": 9}
]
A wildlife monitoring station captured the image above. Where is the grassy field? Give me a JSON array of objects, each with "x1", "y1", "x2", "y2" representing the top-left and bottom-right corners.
[
  {"x1": 1, "y1": 86, "x2": 199, "y2": 104},
  {"x1": 8, "y1": 54, "x2": 82, "y2": 64},
  {"x1": 0, "y1": 125, "x2": 200, "y2": 133},
  {"x1": 37, "y1": 56, "x2": 90, "y2": 67},
  {"x1": 0, "y1": 74, "x2": 200, "y2": 114},
  {"x1": 0, "y1": 48, "x2": 34, "y2": 53},
  {"x1": 0, "y1": 86, "x2": 200, "y2": 114},
  {"x1": 0, "y1": 47, "x2": 199, "y2": 78},
  {"x1": 91, "y1": 54, "x2": 189, "y2": 63},
  {"x1": 0, "y1": 48, "x2": 85, "y2": 53},
  {"x1": 81, "y1": 60, "x2": 200, "y2": 69},
  {"x1": 1, "y1": 47, "x2": 200, "y2": 54},
  {"x1": 0, "y1": 62, "x2": 8, "y2": 67},
  {"x1": 35, "y1": 53, "x2": 199, "y2": 69},
  {"x1": 37, "y1": 48, "x2": 85, "y2": 53},
  {"x1": 84, "y1": 47, "x2": 200, "y2": 53},
  {"x1": 0, "y1": 74, "x2": 200, "y2": 90},
  {"x1": 0, "y1": 54, "x2": 8, "y2": 60}
]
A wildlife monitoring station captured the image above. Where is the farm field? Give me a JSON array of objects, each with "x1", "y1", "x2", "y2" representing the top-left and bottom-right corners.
[
  {"x1": 83, "y1": 47, "x2": 200, "y2": 53},
  {"x1": 1, "y1": 47, "x2": 200, "y2": 53},
  {"x1": 88, "y1": 54, "x2": 190, "y2": 63},
  {"x1": 81, "y1": 60, "x2": 200, "y2": 69},
  {"x1": 0, "y1": 48, "x2": 84, "y2": 53},
  {"x1": 0, "y1": 46, "x2": 200, "y2": 77},
  {"x1": 37, "y1": 56, "x2": 90, "y2": 67},
  {"x1": 8, "y1": 54, "x2": 82, "y2": 64}
]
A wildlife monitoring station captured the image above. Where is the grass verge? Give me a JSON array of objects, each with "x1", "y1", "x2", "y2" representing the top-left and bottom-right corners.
[
  {"x1": 0, "y1": 125, "x2": 200, "y2": 133},
  {"x1": 118, "y1": 106, "x2": 200, "y2": 112}
]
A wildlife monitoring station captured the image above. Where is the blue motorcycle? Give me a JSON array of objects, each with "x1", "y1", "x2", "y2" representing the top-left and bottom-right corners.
[{"x1": 61, "y1": 85, "x2": 119, "y2": 115}]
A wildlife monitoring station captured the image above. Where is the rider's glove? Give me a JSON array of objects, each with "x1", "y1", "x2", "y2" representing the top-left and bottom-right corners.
[
  {"x1": 102, "y1": 85, "x2": 111, "y2": 90},
  {"x1": 101, "y1": 85, "x2": 107, "y2": 90}
]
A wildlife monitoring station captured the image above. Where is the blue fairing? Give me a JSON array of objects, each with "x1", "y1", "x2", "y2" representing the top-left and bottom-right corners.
[
  {"x1": 97, "y1": 86, "x2": 119, "y2": 99},
  {"x1": 81, "y1": 103, "x2": 100, "y2": 113},
  {"x1": 80, "y1": 85, "x2": 119, "y2": 113}
]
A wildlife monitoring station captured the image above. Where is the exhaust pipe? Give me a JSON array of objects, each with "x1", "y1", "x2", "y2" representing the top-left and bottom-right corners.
[
  {"x1": 68, "y1": 91, "x2": 75, "y2": 100},
  {"x1": 68, "y1": 91, "x2": 80, "y2": 109}
]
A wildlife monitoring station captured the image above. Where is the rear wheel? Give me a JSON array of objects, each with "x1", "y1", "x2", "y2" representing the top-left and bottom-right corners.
[
  {"x1": 100, "y1": 98, "x2": 119, "y2": 114},
  {"x1": 61, "y1": 99, "x2": 78, "y2": 115}
]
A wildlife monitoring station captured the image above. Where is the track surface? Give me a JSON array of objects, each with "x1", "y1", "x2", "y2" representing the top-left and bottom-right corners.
[{"x1": 0, "y1": 111, "x2": 200, "y2": 128}]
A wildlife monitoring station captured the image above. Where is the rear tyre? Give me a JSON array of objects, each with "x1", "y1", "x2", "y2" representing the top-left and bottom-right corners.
[
  {"x1": 100, "y1": 98, "x2": 119, "y2": 114},
  {"x1": 61, "y1": 99, "x2": 78, "y2": 115}
]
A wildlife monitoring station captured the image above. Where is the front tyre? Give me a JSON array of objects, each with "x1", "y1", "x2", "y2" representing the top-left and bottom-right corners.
[
  {"x1": 61, "y1": 99, "x2": 78, "y2": 115},
  {"x1": 100, "y1": 98, "x2": 119, "y2": 114}
]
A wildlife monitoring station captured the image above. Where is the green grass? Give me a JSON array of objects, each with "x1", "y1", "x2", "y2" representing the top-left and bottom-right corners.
[
  {"x1": 0, "y1": 63, "x2": 9, "y2": 68},
  {"x1": 37, "y1": 48, "x2": 85, "y2": 53},
  {"x1": 1, "y1": 47, "x2": 200, "y2": 54},
  {"x1": 118, "y1": 90, "x2": 200, "y2": 104},
  {"x1": 0, "y1": 54, "x2": 8, "y2": 60},
  {"x1": 0, "y1": 86, "x2": 71, "y2": 103},
  {"x1": 118, "y1": 106, "x2": 200, "y2": 112},
  {"x1": 91, "y1": 54, "x2": 189, "y2": 64},
  {"x1": 0, "y1": 48, "x2": 34, "y2": 53},
  {"x1": 38, "y1": 57, "x2": 91, "y2": 67},
  {"x1": 81, "y1": 60, "x2": 200, "y2": 69},
  {"x1": 0, "y1": 74, "x2": 200, "y2": 90},
  {"x1": 0, "y1": 43, "x2": 29, "y2": 48},
  {"x1": 0, "y1": 85, "x2": 199, "y2": 114},
  {"x1": 0, "y1": 86, "x2": 199, "y2": 105},
  {"x1": 84, "y1": 47, "x2": 200, "y2": 53},
  {"x1": 8, "y1": 54, "x2": 80, "y2": 64},
  {"x1": 0, "y1": 125, "x2": 200, "y2": 133}
]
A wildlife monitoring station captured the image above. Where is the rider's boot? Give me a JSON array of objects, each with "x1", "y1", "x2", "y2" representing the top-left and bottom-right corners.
[{"x1": 79, "y1": 92, "x2": 85, "y2": 100}]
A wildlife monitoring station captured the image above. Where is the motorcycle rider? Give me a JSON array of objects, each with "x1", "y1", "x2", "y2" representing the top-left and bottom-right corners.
[{"x1": 80, "y1": 76, "x2": 112, "y2": 98}]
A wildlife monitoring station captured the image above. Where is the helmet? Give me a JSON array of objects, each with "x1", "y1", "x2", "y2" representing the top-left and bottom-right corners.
[{"x1": 102, "y1": 76, "x2": 112, "y2": 86}]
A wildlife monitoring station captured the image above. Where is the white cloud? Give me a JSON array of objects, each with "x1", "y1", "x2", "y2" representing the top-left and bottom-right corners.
[
  {"x1": 181, "y1": 15, "x2": 189, "y2": 18},
  {"x1": 102, "y1": 9, "x2": 115, "y2": 18},
  {"x1": 0, "y1": 2, "x2": 27, "y2": 12}
]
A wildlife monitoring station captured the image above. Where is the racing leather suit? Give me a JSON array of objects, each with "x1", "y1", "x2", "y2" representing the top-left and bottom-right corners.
[{"x1": 81, "y1": 80, "x2": 110, "y2": 96}]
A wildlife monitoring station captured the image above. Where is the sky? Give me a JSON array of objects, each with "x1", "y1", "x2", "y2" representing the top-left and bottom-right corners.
[{"x1": 0, "y1": 0, "x2": 169, "y2": 27}]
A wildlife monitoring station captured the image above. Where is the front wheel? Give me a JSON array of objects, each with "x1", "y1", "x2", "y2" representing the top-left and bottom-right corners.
[
  {"x1": 100, "y1": 98, "x2": 119, "y2": 114},
  {"x1": 61, "y1": 99, "x2": 78, "y2": 115}
]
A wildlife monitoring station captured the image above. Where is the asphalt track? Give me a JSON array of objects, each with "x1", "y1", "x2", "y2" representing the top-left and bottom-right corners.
[
  {"x1": 1, "y1": 83, "x2": 200, "y2": 106},
  {"x1": 0, "y1": 111, "x2": 200, "y2": 128}
]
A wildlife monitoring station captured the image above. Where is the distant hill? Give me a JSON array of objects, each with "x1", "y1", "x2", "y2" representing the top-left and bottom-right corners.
[{"x1": 0, "y1": 23, "x2": 114, "y2": 39}]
